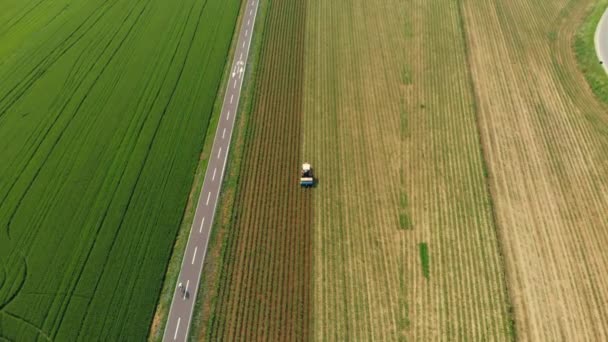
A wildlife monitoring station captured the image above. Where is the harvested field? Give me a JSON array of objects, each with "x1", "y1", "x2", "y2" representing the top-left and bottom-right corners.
[
  {"x1": 462, "y1": 0, "x2": 608, "y2": 339},
  {"x1": 202, "y1": 0, "x2": 312, "y2": 340},
  {"x1": 303, "y1": 0, "x2": 512, "y2": 340},
  {"x1": 196, "y1": 0, "x2": 608, "y2": 340},
  {"x1": 0, "y1": 0, "x2": 239, "y2": 340}
]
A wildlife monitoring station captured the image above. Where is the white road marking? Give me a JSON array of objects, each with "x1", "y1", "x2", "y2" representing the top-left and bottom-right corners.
[
  {"x1": 239, "y1": 52, "x2": 243, "y2": 60},
  {"x1": 206, "y1": 191, "x2": 211, "y2": 206},
  {"x1": 248, "y1": 19, "x2": 250, "y2": 25},
  {"x1": 226, "y1": 111, "x2": 230, "y2": 120},
  {"x1": 199, "y1": 217, "x2": 205, "y2": 233},
  {"x1": 250, "y1": 9, "x2": 253, "y2": 15},
  {"x1": 245, "y1": 29, "x2": 248, "y2": 36},
  {"x1": 222, "y1": 128, "x2": 226, "y2": 139},
  {"x1": 183, "y1": 280, "x2": 190, "y2": 300},
  {"x1": 242, "y1": 41, "x2": 246, "y2": 48},
  {"x1": 217, "y1": 147, "x2": 222, "y2": 159},
  {"x1": 233, "y1": 79, "x2": 237, "y2": 89},
  {"x1": 230, "y1": 94, "x2": 234, "y2": 104},
  {"x1": 192, "y1": 247, "x2": 198, "y2": 264},
  {"x1": 174, "y1": 317, "x2": 181, "y2": 340},
  {"x1": 212, "y1": 168, "x2": 217, "y2": 181}
]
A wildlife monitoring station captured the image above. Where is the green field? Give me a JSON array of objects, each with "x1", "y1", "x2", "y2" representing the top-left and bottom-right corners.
[{"x1": 0, "y1": 0, "x2": 239, "y2": 340}]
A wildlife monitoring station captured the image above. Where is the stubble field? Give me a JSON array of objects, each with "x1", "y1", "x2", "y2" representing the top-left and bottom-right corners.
[
  {"x1": 302, "y1": 0, "x2": 512, "y2": 340},
  {"x1": 304, "y1": 0, "x2": 608, "y2": 340},
  {"x1": 463, "y1": 0, "x2": 608, "y2": 339}
]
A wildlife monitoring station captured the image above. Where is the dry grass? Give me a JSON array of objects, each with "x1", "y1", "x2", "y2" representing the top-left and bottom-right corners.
[{"x1": 462, "y1": 0, "x2": 608, "y2": 339}]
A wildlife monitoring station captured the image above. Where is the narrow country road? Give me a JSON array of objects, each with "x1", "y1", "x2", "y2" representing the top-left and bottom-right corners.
[
  {"x1": 595, "y1": 7, "x2": 608, "y2": 74},
  {"x1": 162, "y1": 0, "x2": 259, "y2": 340}
]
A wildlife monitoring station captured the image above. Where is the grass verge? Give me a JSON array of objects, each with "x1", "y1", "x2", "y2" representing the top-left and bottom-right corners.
[
  {"x1": 575, "y1": 1, "x2": 608, "y2": 103},
  {"x1": 418, "y1": 243, "x2": 429, "y2": 280}
]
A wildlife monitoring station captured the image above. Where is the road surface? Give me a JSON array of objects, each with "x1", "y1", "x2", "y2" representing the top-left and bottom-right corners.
[
  {"x1": 595, "y1": 7, "x2": 608, "y2": 74},
  {"x1": 162, "y1": 0, "x2": 259, "y2": 340}
]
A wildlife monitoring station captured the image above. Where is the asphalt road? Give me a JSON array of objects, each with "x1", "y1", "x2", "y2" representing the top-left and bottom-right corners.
[
  {"x1": 595, "y1": 7, "x2": 608, "y2": 74},
  {"x1": 162, "y1": 1, "x2": 259, "y2": 340}
]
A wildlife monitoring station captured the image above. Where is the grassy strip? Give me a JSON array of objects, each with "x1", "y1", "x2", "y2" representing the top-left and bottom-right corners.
[
  {"x1": 575, "y1": 1, "x2": 608, "y2": 103},
  {"x1": 418, "y1": 243, "x2": 429, "y2": 280},
  {"x1": 188, "y1": 0, "x2": 271, "y2": 340},
  {"x1": 146, "y1": 1, "x2": 252, "y2": 340}
]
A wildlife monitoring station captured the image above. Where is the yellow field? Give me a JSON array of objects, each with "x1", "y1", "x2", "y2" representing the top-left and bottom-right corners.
[
  {"x1": 303, "y1": 0, "x2": 608, "y2": 340},
  {"x1": 303, "y1": 0, "x2": 512, "y2": 339},
  {"x1": 463, "y1": 0, "x2": 608, "y2": 339}
]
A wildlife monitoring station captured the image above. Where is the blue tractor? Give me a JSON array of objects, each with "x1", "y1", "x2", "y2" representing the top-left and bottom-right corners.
[{"x1": 300, "y1": 163, "x2": 314, "y2": 187}]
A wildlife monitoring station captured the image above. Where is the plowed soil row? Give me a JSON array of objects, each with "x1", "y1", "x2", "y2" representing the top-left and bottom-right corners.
[{"x1": 203, "y1": 0, "x2": 311, "y2": 340}]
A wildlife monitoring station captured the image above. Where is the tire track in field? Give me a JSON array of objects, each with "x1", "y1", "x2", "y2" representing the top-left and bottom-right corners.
[
  {"x1": 88, "y1": 0, "x2": 215, "y2": 335},
  {"x1": 0, "y1": 0, "x2": 124, "y2": 216},
  {"x1": 2, "y1": 0, "x2": 146, "y2": 241},
  {"x1": 0, "y1": 0, "x2": 120, "y2": 119},
  {"x1": 9, "y1": 0, "x2": 154, "y2": 335},
  {"x1": 0, "y1": 0, "x2": 47, "y2": 38},
  {"x1": 0, "y1": 0, "x2": 150, "y2": 334},
  {"x1": 2, "y1": 310, "x2": 51, "y2": 341},
  {"x1": 63, "y1": 0, "x2": 210, "y2": 337}
]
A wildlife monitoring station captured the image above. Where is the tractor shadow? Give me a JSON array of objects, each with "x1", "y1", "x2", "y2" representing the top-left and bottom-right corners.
[{"x1": 301, "y1": 177, "x2": 319, "y2": 189}]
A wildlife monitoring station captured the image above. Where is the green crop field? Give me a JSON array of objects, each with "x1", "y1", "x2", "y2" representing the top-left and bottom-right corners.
[{"x1": 0, "y1": 0, "x2": 239, "y2": 340}]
